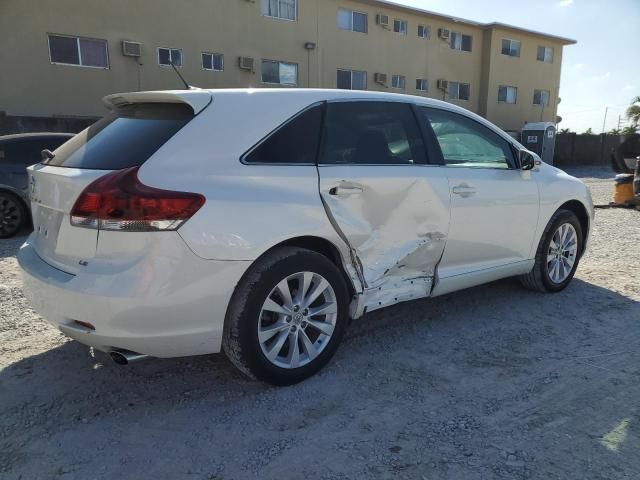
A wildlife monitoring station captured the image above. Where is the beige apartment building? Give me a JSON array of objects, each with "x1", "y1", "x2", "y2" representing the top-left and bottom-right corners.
[{"x1": 0, "y1": 0, "x2": 575, "y2": 132}]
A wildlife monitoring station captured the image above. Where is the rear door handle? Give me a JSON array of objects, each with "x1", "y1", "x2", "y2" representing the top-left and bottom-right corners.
[
  {"x1": 452, "y1": 184, "x2": 476, "y2": 197},
  {"x1": 329, "y1": 185, "x2": 363, "y2": 196}
]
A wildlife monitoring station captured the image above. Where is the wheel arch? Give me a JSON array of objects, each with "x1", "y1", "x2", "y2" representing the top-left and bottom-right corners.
[
  {"x1": 268, "y1": 235, "x2": 357, "y2": 298},
  {"x1": 557, "y1": 200, "x2": 590, "y2": 255}
]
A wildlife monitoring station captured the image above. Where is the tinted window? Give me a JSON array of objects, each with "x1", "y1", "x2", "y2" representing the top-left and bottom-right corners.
[
  {"x1": 0, "y1": 137, "x2": 70, "y2": 166},
  {"x1": 320, "y1": 102, "x2": 426, "y2": 165},
  {"x1": 244, "y1": 104, "x2": 323, "y2": 164},
  {"x1": 420, "y1": 107, "x2": 514, "y2": 169},
  {"x1": 46, "y1": 103, "x2": 192, "y2": 170}
]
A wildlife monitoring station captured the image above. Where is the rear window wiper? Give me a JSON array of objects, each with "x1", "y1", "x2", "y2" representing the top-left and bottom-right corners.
[{"x1": 41, "y1": 149, "x2": 55, "y2": 163}]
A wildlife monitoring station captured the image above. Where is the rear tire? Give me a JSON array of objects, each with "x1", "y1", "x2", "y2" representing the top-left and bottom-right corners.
[
  {"x1": 519, "y1": 209, "x2": 583, "y2": 293},
  {"x1": 223, "y1": 247, "x2": 350, "y2": 386},
  {"x1": 0, "y1": 192, "x2": 27, "y2": 239}
]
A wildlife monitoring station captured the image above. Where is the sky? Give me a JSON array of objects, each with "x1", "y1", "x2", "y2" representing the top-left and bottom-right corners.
[{"x1": 391, "y1": 0, "x2": 640, "y2": 133}]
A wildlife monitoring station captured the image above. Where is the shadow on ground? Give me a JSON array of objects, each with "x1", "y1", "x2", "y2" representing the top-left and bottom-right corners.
[{"x1": 1, "y1": 274, "x2": 638, "y2": 479}]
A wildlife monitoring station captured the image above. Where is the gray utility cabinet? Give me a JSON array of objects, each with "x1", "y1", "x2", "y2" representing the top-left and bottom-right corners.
[{"x1": 522, "y1": 122, "x2": 556, "y2": 165}]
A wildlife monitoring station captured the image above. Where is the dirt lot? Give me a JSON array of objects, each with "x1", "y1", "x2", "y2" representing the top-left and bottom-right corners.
[{"x1": 1, "y1": 167, "x2": 638, "y2": 480}]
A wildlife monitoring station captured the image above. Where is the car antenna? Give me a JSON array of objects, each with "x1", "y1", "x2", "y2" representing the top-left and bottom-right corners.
[{"x1": 170, "y1": 61, "x2": 200, "y2": 90}]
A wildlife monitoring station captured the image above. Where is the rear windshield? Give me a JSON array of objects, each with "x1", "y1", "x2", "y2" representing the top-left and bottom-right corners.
[{"x1": 44, "y1": 103, "x2": 193, "y2": 169}]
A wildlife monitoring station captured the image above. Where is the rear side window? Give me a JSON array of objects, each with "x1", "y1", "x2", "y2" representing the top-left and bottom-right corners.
[
  {"x1": 319, "y1": 101, "x2": 426, "y2": 165},
  {"x1": 0, "y1": 137, "x2": 70, "y2": 166},
  {"x1": 243, "y1": 104, "x2": 323, "y2": 164},
  {"x1": 45, "y1": 103, "x2": 192, "y2": 169}
]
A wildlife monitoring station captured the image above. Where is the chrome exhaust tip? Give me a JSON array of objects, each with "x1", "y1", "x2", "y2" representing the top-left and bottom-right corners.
[{"x1": 109, "y1": 349, "x2": 149, "y2": 365}]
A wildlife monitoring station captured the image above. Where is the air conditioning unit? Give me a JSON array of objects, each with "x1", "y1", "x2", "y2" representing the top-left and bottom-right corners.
[
  {"x1": 437, "y1": 79, "x2": 449, "y2": 90},
  {"x1": 238, "y1": 56, "x2": 254, "y2": 71},
  {"x1": 376, "y1": 14, "x2": 390, "y2": 27},
  {"x1": 374, "y1": 72, "x2": 387, "y2": 85},
  {"x1": 438, "y1": 28, "x2": 450, "y2": 40},
  {"x1": 121, "y1": 41, "x2": 142, "y2": 57}
]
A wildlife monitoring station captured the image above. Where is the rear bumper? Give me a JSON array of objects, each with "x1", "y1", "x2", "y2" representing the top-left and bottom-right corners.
[{"x1": 17, "y1": 234, "x2": 251, "y2": 358}]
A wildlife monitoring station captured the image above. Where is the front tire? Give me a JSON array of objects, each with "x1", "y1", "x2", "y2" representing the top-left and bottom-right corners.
[
  {"x1": 0, "y1": 192, "x2": 27, "y2": 239},
  {"x1": 223, "y1": 247, "x2": 350, "y2": 386},
  {"x1": 519, "y1": 209, "x2": 583, "y2": 293}
]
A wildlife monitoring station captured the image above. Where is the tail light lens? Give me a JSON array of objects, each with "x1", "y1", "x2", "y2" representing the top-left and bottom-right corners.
[{"x1": 70, "y1": 167, "x2": 205, "y2": 231}]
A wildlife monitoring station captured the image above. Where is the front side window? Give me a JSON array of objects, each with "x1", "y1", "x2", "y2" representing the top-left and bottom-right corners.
[
  {"x1": 48, "y1": 34, "x2": 109, "y2": 68},
  {"x1": 158, "y1": 47, "x2": 182, "y2": 67},
  {"x1": 202, "y1": 52, "x2": 223, "y2": 71},
  {"x1": 533, "y1": 89, "x2": 550, "y2": 106},
  {"x1": 244, "y1": 104, "x2": 323, "y2": 164},
  {"x1": 393, "y1": 19, "x2": 408, "y2": 35},
  {"x1": 450, "y1": 32, "x2": 472, "y2": 52},
  {"x1": 338, "y1": 9, "x2": 368, "y2": 33},
  {"x1": 498, "y1": 85, "x2": 517, "y2": 104},
  {"x1": 537, "y1": 46, "x2": 554, "y2": 63},
  {"x1": 337, "y1": 69, "x2": 367, "y2": 90},
  {"x1": 448, "y1": 81, "x2": 470, "y2": 101},
  {"x1": 320, "y1": 101, "x2": 426, "y2": 165},
  {"x1": 391, "y1": 75, "x2": 406, "y2": 89},
  {"x1": 262, "y1": 60, "x2": 298, "y2": 85},
  {"x1": 261, "y1": 0, "x2": 297, "y2": 20},
  {"x1": 418, "y1": 25, "x2": 430, "y2": 39},
  {"x1": 419, "y1": 107, "x2": 514, "y2": 169},
  {"x1": 501, "y1": 38, "x2": 521, "y2": 57},
  {"x1": 416, "y1": 79, "x2": 428, "y2": 92}
]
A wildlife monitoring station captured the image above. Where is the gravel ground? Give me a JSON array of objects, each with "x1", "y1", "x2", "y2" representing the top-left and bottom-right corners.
[{"x1": 1, "y1": 167, "x2": 638, "y2": 480}]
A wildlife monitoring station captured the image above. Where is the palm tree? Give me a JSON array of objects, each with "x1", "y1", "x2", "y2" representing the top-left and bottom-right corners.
[{"x1": 626, "y1": 96, "x2": 640, "y2": 126}]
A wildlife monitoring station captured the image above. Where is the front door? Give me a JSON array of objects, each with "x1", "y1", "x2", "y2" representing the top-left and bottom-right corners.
[
  {"x1": 417, "y1": 107, "x2": 540, "y2": 280},
  {"x1": 317, "y1": 101, "x2": 450, "y2": 312}
]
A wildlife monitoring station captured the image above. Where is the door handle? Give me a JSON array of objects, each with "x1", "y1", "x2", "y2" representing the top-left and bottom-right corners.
[
  {"x1": 452, "y1": 184, "x2": 476, "y2": 197},
  {"x1": 329, "y1": 185, "x2": 363, "y2": 196}
]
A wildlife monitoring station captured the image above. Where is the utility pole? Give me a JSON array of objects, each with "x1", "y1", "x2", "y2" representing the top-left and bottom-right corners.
[{"x1": 601, "y1": 106, "x2": 608, "y2": 133}]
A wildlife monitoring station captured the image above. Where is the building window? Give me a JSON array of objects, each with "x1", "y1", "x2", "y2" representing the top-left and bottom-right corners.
[
  {"x1": 337, "y1": 69, "x2": 367, "y2": 90},
  {"x1": 501, "y1": 39, "x2": 521, "y2": 57},
  {"x1": 416, "y1": 79, "x2": 428, "y2": 92},
  {"x1": 450, "y1": 32, "x2": 472, "y2": 52},
  {"x1": 537, "y1": 46, "x2": 554, "y2": 63},
  {"x1": 417, "y1": 25, "x2": 430, "y2": 39},
  {"x1": 261, "y1": 0, "x2": 297, "y2": 21},
  {"x1": 48, "y1": 34, "x2": 109, "y2": 68},
  {"x1": 393, "y1": 19, "x2": 408, "y2": 35},
  {"x1": 262, "y1": 60, "x2": 298, "y2": 85},
  {"x1": 338, "y1": 9, "x2": 368, "y2": 33},
  {"x1": 448, "y1": 82, "x2": 470, "y2": 100},
  {"x1": 498, "y1": 85, "x2": 517, "y2": 104},
  {"x1": 202, "y1": 52, "x2": 223, "y2": 71},
  {"x1": 533, "y1": 89, "x2": 550, "y2": 106},
  {"x1": 391, "y1": 75, "x2": 406, "y2": 89},
  {"x1": 158, "y1": 47, "x2": 182, "y2": 67}
]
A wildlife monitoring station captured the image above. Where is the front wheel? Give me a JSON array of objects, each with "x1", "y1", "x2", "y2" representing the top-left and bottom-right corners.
[
  {"x1": 519, "y1": 209, "x2": 583, "y2": 293},
  {"x1": 223, "y1": 247, "x2": 350, "y2": 385}
]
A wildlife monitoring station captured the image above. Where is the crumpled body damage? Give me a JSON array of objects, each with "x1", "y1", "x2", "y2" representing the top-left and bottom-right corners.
[{"x1": 318, "y1": 167, "x2": 451, "y2": 315}]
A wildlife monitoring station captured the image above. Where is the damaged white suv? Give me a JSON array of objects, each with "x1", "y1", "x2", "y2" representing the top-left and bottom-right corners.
[{"x1": 18, "y1": 89, "x2": 593, "y2": 385}]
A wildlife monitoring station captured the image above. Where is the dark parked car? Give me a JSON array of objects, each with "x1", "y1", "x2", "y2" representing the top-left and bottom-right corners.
[{"x1": 0, "y1": 133, "x2": 74, "y2": 238}]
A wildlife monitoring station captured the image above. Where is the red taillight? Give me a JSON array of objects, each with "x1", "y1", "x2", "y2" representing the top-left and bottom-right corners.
[{"x1": 70, "y1": 167, "x2": 205, "y2": 231}]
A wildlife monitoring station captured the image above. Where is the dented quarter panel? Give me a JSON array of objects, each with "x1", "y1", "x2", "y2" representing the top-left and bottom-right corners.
[{"x1": 318, "y1": 165, "x2": 451, "y2": 313}]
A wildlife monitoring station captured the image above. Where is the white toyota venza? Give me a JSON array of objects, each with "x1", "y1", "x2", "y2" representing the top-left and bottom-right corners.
[{"x1": 18, "y1": 89, "x2": 593, "y2": 385}]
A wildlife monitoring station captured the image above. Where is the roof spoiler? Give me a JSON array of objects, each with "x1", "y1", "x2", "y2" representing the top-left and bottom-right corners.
[{"x1": 102, "y1": 90, "x2": 213, "y2": 115}]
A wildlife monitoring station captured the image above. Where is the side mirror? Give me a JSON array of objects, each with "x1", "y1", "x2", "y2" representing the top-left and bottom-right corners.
[{"x1": 519, "y1": 150, "x2": 537, "y2": 170}]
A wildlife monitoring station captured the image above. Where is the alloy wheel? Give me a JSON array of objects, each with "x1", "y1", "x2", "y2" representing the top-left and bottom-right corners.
[
  {"x1": 547, "y1": 223, "x2": 578, "y2": 284},
  {"x1": 258, "y1": 271, "x2": 338, "y2": 369},
  {"x1": 0, "y1": 195, "x2": 23, "y2": 237}
]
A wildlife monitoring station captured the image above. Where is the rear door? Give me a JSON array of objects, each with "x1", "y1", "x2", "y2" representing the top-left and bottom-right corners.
[
  {"x1": 317, "y1": 101, "x2": 450, "y2": 312},
  {"x1": 28, "y1": 102, "x2": 196, "y2": 274},
  {"x1": 417, "y1": 107, "x2": 539, "y2": 279}
]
